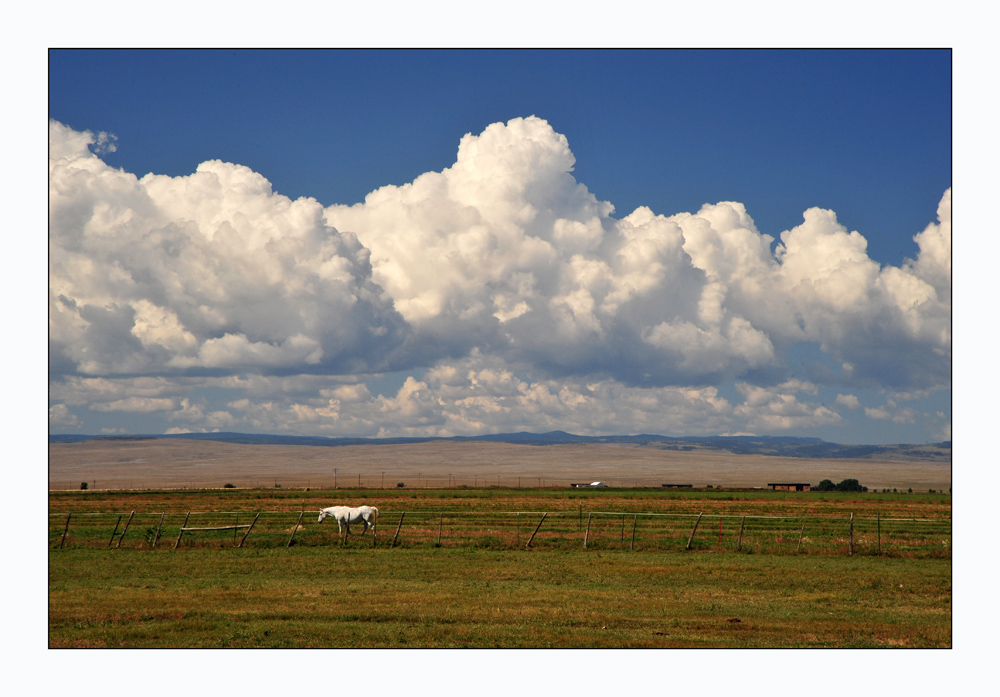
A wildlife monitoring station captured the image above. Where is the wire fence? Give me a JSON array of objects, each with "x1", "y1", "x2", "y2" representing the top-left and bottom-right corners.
[{"x1": 48, "y1": 508, "x2": 951, "y2": 558}]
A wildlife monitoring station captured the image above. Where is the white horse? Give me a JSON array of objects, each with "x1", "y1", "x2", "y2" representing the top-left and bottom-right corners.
[{"x1": 317, "y1": 505, "x2": 379, "y2": 538}]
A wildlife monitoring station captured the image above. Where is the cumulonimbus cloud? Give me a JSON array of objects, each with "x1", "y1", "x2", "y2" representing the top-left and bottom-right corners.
[
  {"x1": 49, "y1": 117, "x2": 950, "y2": 437},
  {"x1": 49, "y1": 119, "x2": 409, "y2": 378},
  {"x1": 324, "y1": 115, "x2": 950, "y2": 389}
]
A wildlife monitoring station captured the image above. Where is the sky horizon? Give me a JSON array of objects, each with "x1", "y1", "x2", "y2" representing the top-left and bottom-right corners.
[{"x1": 48, "y1": 49, "x2": 951, "y2": 445}]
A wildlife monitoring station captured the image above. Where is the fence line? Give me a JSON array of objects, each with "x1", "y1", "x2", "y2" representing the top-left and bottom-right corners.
[{"x1": 48, "y1": 508, "x2": 951, "y2": 557}]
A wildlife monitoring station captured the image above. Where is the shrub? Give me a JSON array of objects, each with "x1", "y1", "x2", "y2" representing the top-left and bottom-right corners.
[
  {"x1": 836, "y1": 478, "x2": 866, "y2": 493},
  {"x1": 80, "y1": 481, "x2": 88, "y2": 490},
  {"x1": 224, "y1": 483, "x2": 235, "y2": 489},
  {"x1": 814, "y1": 479, "x2": 837, "y2": 492}
]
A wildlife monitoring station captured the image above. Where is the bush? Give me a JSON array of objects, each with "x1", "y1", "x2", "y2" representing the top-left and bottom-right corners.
[
  {"x1": 836, "y1": 478, "x2": 867, "y2": 492},
  {"x1": 80, "y1": 481, "x2": 88, "y2": 490},
  {"x1": 814, "y1": 478, "x2": 867, "y2": 493},
  {"x1": 814, "y1": 479, "x2": 837, "y2": 492},
  {"x1": 224, "y1": 483, "x2": 235, "y2": 489}
]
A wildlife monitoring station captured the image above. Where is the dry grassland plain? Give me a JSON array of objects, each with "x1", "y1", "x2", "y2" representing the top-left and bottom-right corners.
[
  {"x1": 48, "y1": 440, "x2": 951, "y2": 649},
  {"x1": 49, "y1": 439, "x2": 952, "y2": 492}
]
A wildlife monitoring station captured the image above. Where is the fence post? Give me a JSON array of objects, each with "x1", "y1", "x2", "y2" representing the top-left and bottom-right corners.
[
  {"x1": 516, "y1": 512, "x2": 520, "y2": 548},
  {"x1": 524, "y1": 513, "x2": 547, "y2": 550},
  {"x1": 238, "y1": 512, "x2": 260, "y2": 548},
  {"x1": 152, "y1": 512, "x2": 165, "y2": 549},
  {"x1": 849, "y1": 512, "x2": 854, "y2": 555},
  {"x1": 436, "y1": 515, "x2": 443, "y2": 546},
  {"x1": 391, "y1": 512, "x2": 405, "y2": 548},
  {"x1": 287, "y1": 511, "x2": 304, "y2": 547},
  {"x1": 116, "y1": 511, "x2": 135, "y2": 548},
  {"x1": 877, "y1": 512, "x2": 881, "y2": 555},
  {"x1": 108, "y1": 514, "x2": 123, "y2": 548},
  {"x1": 686, "y1": 513, "x2": 703, "y2": 550},
  {"x1": 796, "y1": 523, "x2": 805, "y2": 553},
  {"x1": 59, "y1": 512, "x2": 71, "y2": 549},
  {"x1": 737, "y1": 515, "x2": 745, "y2": 552},
  {"x1": 584, "y1": 513, "x2": 593, "y2": 549},
  {"x1": 621, "y1": 514, "x2": 626, "y2": 544},
  {"x1": 174, "y1": 512, "x2": 191, "y2": 549},
  {"x1": 630, "y1": 515, "x2": 637, "y2": 550}
]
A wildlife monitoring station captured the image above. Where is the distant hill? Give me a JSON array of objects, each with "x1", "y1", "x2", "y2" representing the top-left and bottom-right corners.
[{"x1": 49, "y1": 431, "x2": 951, "y2": 462}]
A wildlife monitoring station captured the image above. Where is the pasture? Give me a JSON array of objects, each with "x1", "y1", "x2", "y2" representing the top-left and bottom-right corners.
[{"x1": 48, "y1": 487, "x2": 951, "y2": 648}]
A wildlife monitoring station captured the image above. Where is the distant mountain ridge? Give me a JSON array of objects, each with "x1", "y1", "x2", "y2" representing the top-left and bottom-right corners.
[{"x1": 49, "y1": 431, "x2": 952, "y2": 461}]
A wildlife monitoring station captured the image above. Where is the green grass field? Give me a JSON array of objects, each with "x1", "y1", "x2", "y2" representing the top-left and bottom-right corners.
[{"x1": 48, "y1": 488, "x2": 951, "y2": 648}]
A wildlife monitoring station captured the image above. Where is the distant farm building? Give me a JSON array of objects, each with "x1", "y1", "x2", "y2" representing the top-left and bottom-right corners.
[
  {"x1": 571, "y1": 481, "x2": 608, "y2": 488},
  {"x1": 661, "y1": 484, "x2": 693, "y2": 488},
  {"x1": 768, "y1": 482, "x2": 811, "y2": 492}
]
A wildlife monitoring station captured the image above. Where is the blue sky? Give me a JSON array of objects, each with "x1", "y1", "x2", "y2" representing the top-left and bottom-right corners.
[{"x1": 48, "y1": 49, "x2": 952, "y2": 443}]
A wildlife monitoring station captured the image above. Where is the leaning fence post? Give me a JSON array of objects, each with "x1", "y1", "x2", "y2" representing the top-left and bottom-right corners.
[
  {"x1": 849, "y1": 512, "x2": 854, "y2": 555},
  {"x1": 686, "y1": 513, "x2": 703, "y2": 550},
  {"x1": 796, "y1": 523, "x2": 805, "y2": 553},
  {"x1": 630, "y1": 515, "x2": 637, "y2": 550},
  {"x1": 108, "y1": 514, "x2": 123, "y2": 548},
  {"x1": 238, "y1": 512, "x2": 260, "y2": 548},
  {"x1": 737, "y1": 515, "x2": 746, "y2": 552},
  {"x1": 391, "y1": 512, "x2": 405, "y2": 548},
  {"x1": 583, "y1": 513, "x2": 593, "y2": 549},
  {"x1": 524, "y1": 513, "x2": 547, "y2": 550},
  {"x1": 287, "y1": 511, "x2": 304, "y2": 547},
  {"x1": 59, "y1": 512, "x2": 71, "y2": 549},
  {"x1": 436, "y1": 515, "x2": 443, "y2": 546},
  {"x1": 116, "y1": 511, "x2": 135, "y2": 548},
  {"x1": 151, "y1": 512, "x2": 165, "y2": 549},
  {"x1": 174, "y1": 512, "x2": 191, "y2": 549}
]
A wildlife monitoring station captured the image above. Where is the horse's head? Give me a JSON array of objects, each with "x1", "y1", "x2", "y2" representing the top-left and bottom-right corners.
[{"x1": 317, "y1": 509, "x2": 328, "y2": 523}]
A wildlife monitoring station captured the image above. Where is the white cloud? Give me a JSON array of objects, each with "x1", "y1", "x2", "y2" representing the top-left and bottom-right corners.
[
  {"x1": 49, "y1": 117, "x2": 950, "y2": 439},
  {"x1": 49, "y1": 403, "x2": 81, "y2": 428},
  {"x1": 835, "y1": 394, "x2": 861, "y2": 409},
  {"x1": 49, "y1": 120, "x2": 408, "y2": 378}
]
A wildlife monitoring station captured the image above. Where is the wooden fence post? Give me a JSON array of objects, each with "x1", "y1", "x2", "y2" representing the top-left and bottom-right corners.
[
  {"x1": 59, "y1": 512, "x2": 71, "y2": 549},
  {"x1": 116, "y1": 511, "x2": 135, "y2": 548},
  {"x1": 686, "y1": 513, "x2": 703, "y2": 550},
  {"x1": 174, "y1": 512, "x2": 191, "y2": 549},
  {"x1": 877, "y1": 512, "x2": 881, "y2": 555},
  {"x1": 849, "y1": 512, "x2": 854, "y2": 555},
  {"x1": 621, "y1": 514, "x2": 626, "y2": 544},
  {"x1": 796, "y1": 524, "x2": 805, "y2": 553},
  {"x1": 287, "y1": 511, "x2": 304, "y2": 547},
  {"x1": 436, "y1": 515, "x2": 443, "y2": 546},
  {"x1": 151, "y1": 512, "x2": 165, "y2": 549},
  {"x1": 524, "y1": 513, "x2": 547, "y2": 550},
  {"x1": 238, "y1": 512, "x2": 259, "y2": 548},
  {"x1": 630, "y1": 515, "x2": 637, "y2": 550},
  {"x1": 583, "y1": 513, "x2": 593, "y2": 549},
  {"x1": 516, "y1": 512, "x2": 520, "y2": 548},
  {"x1": 108, "y1": 514, "x2": 122, "y2": 547},
  {"x1": 391, "y1": 512, "x2": 405, "y2": 548},
  {"x1": 736, "y1": 515, "x2": 746, "y2": 552}
]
